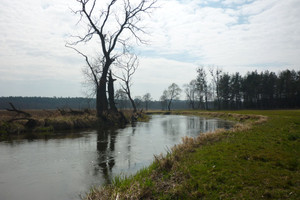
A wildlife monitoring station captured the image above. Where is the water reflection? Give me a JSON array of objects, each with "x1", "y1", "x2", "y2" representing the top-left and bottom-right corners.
[
  {"x1": 96, "y1": 128, "x2": 117, "y2": 184},
  {"x1": 161, "y1": 116, "x2": 181, "y2": 137},
  {"x1": 0, "y1": 115, "x2": 234, "y2": 200}
]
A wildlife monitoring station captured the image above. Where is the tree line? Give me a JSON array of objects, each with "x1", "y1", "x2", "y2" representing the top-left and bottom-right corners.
[
  {"x1": 0, "y1": 96, "x2": 189, "y2": 110},
  {"x1": 1, "y1": 68, "x2": 299, "y2": 111},
  {"x1": 182, "y1": 68, "x2": 300, "y2": 110},
  {"x1": 0, "y1": 97, "x2": 96, "y2": 110}
]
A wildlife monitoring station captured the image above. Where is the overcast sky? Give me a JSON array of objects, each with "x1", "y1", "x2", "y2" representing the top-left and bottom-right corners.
[{"x1": 0, "y1": 0, "x2": 299, "y2": 100}]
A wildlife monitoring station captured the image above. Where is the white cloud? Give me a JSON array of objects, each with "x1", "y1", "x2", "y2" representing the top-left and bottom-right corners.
[
  {"x1": 142, "y1": 0, "x2": 300, "y2": 70},
  {"x1": 222, "y1": 0, "x2": 250, "y2": 6},
  {"x1": 0, "y1": 0, "x2": 83, "y2": 78}
]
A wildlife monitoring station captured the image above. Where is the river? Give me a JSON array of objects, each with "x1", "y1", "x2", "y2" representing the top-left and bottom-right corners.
[{"x1": 0, "y1": 115, "x2": 233, "y2": 200}]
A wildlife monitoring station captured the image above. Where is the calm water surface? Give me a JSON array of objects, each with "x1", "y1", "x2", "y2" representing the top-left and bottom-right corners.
[{"x1": 0, "y1": 115, "x2": 233, "y2": 200}]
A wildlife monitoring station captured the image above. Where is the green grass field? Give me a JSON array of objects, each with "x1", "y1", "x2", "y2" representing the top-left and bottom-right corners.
[{"x1": 86, "y1": 110, "x2": 300, "y2": 200}]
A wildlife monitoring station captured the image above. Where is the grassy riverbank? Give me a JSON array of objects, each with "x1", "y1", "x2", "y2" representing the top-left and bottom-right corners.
[{"x1": 85, "y1": 110, "x2": 300, "y2": 199}]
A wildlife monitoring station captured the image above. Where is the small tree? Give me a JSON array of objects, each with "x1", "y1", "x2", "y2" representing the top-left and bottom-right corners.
[
  {"x1": 142, "y1": 93, "x2": 152, "y2": 110},
  {"x1": 183, "y1": 80, "x2": 198, "y2": 109},
  {"x1": 162, "y1": 83, "x2": 181, "y2": 111},
  {"x1": 160, "y1": 90, "x2": 168, "y2": 110}
]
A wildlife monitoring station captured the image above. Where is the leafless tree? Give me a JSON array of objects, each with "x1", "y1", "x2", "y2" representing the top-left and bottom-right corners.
[
  {"x1": 67, "y1": 0, "x2": 157, "y2": 117},
  {"x1": 142, "y1": 93, "x2": 152, "y2": 110},
  {"x1": 114, "y1": 54, "x2": 139, "y2": 112},
  {"x1": 183, "y1": 80, "x2": 198, "y2": 109},
  {"x1": 162, "y1": 83, "x2": 181, "y2": 111},
  {"x1": 160, "y1": 90, "x2": 168, "y2": 110},
  {"x1": 197, "y1": 67, "x2": 209, "y2": 109},
  {"x1": 209, "y1": 66, "x2": 223, "y2": 110}
]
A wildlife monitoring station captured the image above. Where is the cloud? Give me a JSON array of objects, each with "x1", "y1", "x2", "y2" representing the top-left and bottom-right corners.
[
  {"x1": 0, "y1": 0, "x2": 299, "y2": 99},
  {"x1": 142, "y1": 0, "x2": 300, "y2": 69},
  {"x1": 222, "y1": 0, "x2": 251, "y2": 6},
  {"x1": 0, "y1": 0, "x2": 83, "y2": 79}
]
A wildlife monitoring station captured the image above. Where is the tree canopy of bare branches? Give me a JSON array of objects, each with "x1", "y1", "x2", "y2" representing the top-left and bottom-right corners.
[
  {"x1": 67, "y1": 0, "x2": 157, "y2": 117},
  {"x1": 114, "y1": 54, "x2": 139, "y2": 112},
  {"x1": 161, "y1": 83, "x2": 181, "y2": 111}
]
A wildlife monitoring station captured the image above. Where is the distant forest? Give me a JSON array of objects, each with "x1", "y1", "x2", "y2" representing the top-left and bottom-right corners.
[
  {"x1": 1, "y1": 69, "x2": 299, "y2": 111},
  {"x1": 0, "y1": 96, "x2": 189, "y2": 110}
]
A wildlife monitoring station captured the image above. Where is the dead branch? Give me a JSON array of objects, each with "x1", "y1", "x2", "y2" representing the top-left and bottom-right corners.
[{"x1": 6, "y1": 102, "x2": 31, "y2": 118}]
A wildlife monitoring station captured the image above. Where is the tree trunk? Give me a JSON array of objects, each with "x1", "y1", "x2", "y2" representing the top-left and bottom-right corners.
[
  {"x1": 96, "y1": 61, "x2": 111, "y2": 117},
  {"x1": 167, "y1": 99, "x2": 172, "y2": 111},
  {"x1": 205, "y1": 92, "x2": 208, "y2": 110},
  {"x1": 96, "y1": 83, "x2": 108, "y2": 117},
  {"x1": 108, "y1": 71, "x2": 118, "y2": 113},
  {"x1": 128, "y1": 94, "x2": 137, "y2": 112}
]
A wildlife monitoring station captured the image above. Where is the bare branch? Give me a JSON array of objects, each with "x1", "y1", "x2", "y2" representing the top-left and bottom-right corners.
[
  {"x1": 89, "y1": 0, "x2": 97, "y2": 17},
  {"x1": 6, "y1": 102, "x2": 31, "y2": 118},
  {"x1": 65, "y1": 44, "x2": 99, "y2": 86}
]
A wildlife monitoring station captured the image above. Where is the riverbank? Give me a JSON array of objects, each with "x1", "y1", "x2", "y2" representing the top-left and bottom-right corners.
[
  {"x1": 85, "y1": 110, "x2": 299, "y2": 199},
  {"x1": 0, "y1": 109, "x2": 149, "y2": 140}
]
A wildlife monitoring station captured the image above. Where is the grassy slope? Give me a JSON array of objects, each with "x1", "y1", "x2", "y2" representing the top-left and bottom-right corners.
[{"x1": 87, "y1": 110, "x2": 300, "y2": 200}]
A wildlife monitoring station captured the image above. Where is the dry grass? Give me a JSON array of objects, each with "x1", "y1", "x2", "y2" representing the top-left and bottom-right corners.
[
  {"x1": 0, "y1": 110, "x2": 98, "y2": 139},
  {"x1": 0, "y1": 109, "x2": 149, "y2": 140}
]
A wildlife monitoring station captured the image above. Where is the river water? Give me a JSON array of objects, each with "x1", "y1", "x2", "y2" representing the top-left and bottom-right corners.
[{"x1": 0, "y1": 115, "x2": 233, "y2": 200}]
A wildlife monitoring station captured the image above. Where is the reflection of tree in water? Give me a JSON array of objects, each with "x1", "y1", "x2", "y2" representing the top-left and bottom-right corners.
[
  {"x1": 95, "y1": 124, "x2": 138, "y2": 184},
  {"x1": 187, "y1": 117, "x2": 196, "y2": 129},
  {"x1": 187, "y1": 117, "x2": 223, "y2": 134},
  {"x1": 96, "y1": 128, "x2": 117, "y2": 184},
  {"x1": 199, "y1": 118, "x2": 232, "y2": 133},
  {"x1": 161, "y1": 117, "x2": 181, "y2": 136},
  {"x1": 126, "y1": 123, "x2": 137, "y2": 169}
]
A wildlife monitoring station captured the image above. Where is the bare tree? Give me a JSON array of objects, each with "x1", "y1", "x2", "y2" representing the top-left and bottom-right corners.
[
  {"x1": 196, "y1": 67, "x2": 209, "y2": 109},
  {"x1": 183, "y1": 80, "x2": 198, "y2": 109},
  {"x1": 68, "y1": 0, "x2": 157, "y2": 117},
  {"x1": 114, "y1": 54, "x2": 139, "y2": 112},
  {"x1": 209, "y1": 66, "x2": 222, "y2": 110},
  {"x1": 142, "y1": 93, "x2": 152, "y2": 110},
  {"x1": 160, "y1": 90, "x2": 168, "y2": 110},
  {"x1": 163, "y1": 83, "x2": 181, "y2": 111}
]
